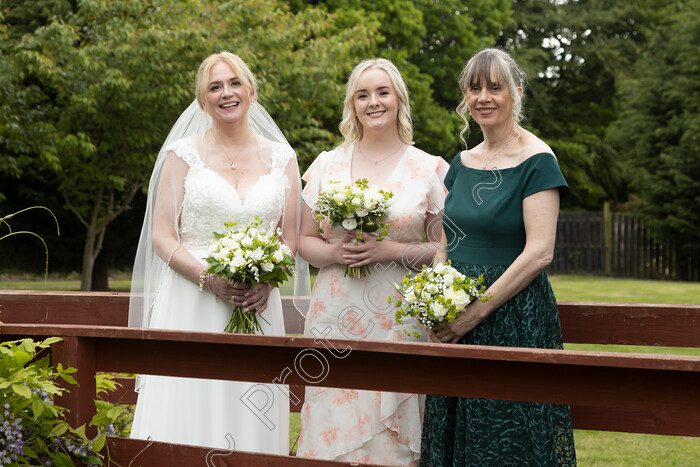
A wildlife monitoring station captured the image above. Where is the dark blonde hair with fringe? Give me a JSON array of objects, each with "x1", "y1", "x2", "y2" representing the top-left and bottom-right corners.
[{"x1": 456, "y1": 48, "x2": 527, "y2": 146}]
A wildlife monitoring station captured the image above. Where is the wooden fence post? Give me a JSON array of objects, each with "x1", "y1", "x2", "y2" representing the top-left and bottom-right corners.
[
  {"x1": 51, "y1": 336, "x2": 98, "y2": 438},
  {"x1": 604, "y1": 201, "x2": 612, "y2": 276}
]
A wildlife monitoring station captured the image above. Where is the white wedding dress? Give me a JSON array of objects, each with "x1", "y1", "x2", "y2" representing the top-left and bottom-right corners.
[{"x1": 130, "y1": 136, "x2": 291, "y2": 453}]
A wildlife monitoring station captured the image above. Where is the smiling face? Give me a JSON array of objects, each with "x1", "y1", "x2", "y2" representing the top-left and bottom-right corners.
[
  {"x1": 466, "y1": 72, "x2": 520, "y2": 129},
  {"x1": 202, "y1": 61, "x2": 253, "y2": 126},
  {"x1": 352, "y1": 68, "x2": 399, "y2": 135}
]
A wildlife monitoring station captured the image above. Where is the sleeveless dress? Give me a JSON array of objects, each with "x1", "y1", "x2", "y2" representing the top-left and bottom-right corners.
[
  {"x1": 419, "y1": 153, "x2": 577, "y2": 466},
  {"x1": 296, "y1": 144, "x2": 449, "y2": 465},
  {"x1": 130, "y1": 137, "x2": 292, "y2": 453}
]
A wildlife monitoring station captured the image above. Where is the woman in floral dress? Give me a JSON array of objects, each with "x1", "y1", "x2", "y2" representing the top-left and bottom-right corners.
[{"x1": 296, "y1": 58, "x2": 448, "y2": 465}]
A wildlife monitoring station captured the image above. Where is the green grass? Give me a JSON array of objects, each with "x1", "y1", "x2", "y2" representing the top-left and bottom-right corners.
[
  {"x1": 2, "y1": 273, "x2": 699, "y2": 462},
  {"x1": 548, "y1": 274, "x2": 700, "y2": 304}
]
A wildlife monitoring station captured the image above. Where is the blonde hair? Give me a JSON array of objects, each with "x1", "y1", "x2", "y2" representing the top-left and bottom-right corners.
[
  {"x1": 456, "y1": 48, "x2": 527, "y2": 146},
  {"x1": 339, "y1": 58, "x2": 413, "y2": 150},
  {"x1": 195, "y1": 51, "x2": 257, "y2": 112}
]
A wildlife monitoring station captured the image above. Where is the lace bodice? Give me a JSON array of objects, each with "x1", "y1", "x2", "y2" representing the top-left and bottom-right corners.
[{"x1": 167, "y1": 137, "x2": 293, "y2": 251}]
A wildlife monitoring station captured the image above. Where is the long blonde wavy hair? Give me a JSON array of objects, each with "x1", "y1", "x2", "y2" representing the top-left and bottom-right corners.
[
  {"x1": 339, "y1": 58, "x2": 413, "y2": 150},
  {"x1": 456, "y1": 48, "x2": 527, "y2": 146}
]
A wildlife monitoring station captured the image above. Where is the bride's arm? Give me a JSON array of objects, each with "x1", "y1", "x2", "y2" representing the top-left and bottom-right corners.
[{"x1": 152, "y1": 151, "x2": 243, "y2": 304}]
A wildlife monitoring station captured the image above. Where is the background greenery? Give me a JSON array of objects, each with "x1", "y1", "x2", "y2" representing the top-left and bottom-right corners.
[{"x1": 1, "y1": 0, "x2": 699, "y2": 288}]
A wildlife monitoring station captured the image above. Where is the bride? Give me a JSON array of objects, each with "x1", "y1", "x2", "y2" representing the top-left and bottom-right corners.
[{"x1": 128, "y1": 51, "x2": 305, "y2": 453}]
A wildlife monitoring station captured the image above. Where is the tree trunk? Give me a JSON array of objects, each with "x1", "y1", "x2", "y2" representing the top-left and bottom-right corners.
[
  {"x1": 80, "y1": 227, "x2": 96, "y2": 291},
  {"x1": 91, "y1": 252, "x2": 110, "y2": 291}
]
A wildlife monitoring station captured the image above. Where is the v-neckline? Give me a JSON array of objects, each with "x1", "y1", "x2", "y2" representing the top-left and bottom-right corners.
[
  {"x1": 348, "y1": 142, "x2": 409, "y2": 188},
  {"x1": 195, "y1": 134, "x2": 277, "y2": 204}
]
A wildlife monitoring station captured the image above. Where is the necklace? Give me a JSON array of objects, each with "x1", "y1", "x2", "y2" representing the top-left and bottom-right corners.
[
  {"x1": 356, "y1": 142, "x2": 405, "y2": 165},
  {"x1": 210, "y1": 129, "x2": 253, "y2": 170},
  {"x1": 481, "y1": 132, "x2": 518, "y2": 169}
]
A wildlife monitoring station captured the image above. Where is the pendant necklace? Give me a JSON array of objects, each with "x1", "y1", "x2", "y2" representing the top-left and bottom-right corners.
[
  {"x1": 211, "y1": 129, "x2": 253, "y2": 170},
  {"x1": 481, "y1": 132, "x2": 518, "y2": 169},
  {"x1": 357, "y1": 142, "x2": 405, "y2": 165}
]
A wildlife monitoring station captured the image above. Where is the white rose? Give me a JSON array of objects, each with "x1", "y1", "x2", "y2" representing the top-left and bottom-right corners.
[
  {"x1": 250, "y1": 247, "x2": 265, "y2": 262},
  {"x1": 431, "y1": 302, "x2": 447, "y2": 319},
  {"x1": 330, "y1": 181, "x2": 347, "y2": 193},
  {"x1": 241, "y1": 236, "x2": 253, "y2": 247},
  {"x1": 273, "y1": 249, "x2": 285, "y2": 263},
  {"x1": 231, "y1": 232, "x2": 245, "y2": 241},
  {"x1": 442, "y1": 273, "x2": 455, "y2": 287},
  {"x1": 342, "y1": 218, "x2": 358, "y2": 230},
  {"x1": 433, "y1": 262, "x2": 446, "y2": 274},
  {"x1": 332, "y1": 193, "x2": 346, "y2": 204},
  {"x1": 351, "y1": 197, "x2": 362, "y2": 206},
  {"x1": 261, "y1": 262, "x2": 274, "y2": 272},
  {"x1": 426, "y1": 283, "x2": 439, "y2": 294},
  {"x1": 364, "y1": 193, "x2": 379, "y2": 210},
  {"x1": 355, "y1": 208, "x2": 369, "y2": 217},
  {"x1": 421, "y1": 290, "x2": 431, "y2": 301},
  {"x1": 230, "y1": 256, "x2": 246, "y2": 268},
  {"x1": 444, "y1": 288, "x2": 470, "y2": 310},
  {"x1": 404, "y1": 289, "x2": 418, "y2": 303}
]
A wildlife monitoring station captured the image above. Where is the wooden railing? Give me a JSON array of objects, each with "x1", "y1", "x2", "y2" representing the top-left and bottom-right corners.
[{"x1": 1, "y1": 290, "x2": 700, "y2": 465}]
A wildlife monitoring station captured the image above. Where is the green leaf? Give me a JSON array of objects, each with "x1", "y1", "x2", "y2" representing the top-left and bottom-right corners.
[
  {"x1": 12, "y1": 382, "x2": 31, "y2": 399},
  {"x1": 92, "y1": 432, "x2": 106, "y2": 452},
  {"x1": 53, "y1": 452, "x2": 74, "y2": 467},
  {"x1": 32, "y1": 398, "x2": 43, "y2": 418},
  {"x1": 60, "y1": 373, "x2": 78, "y2": 385},
  {"x1": 106, "y1": 405, "x2": 124, "y2": 420},
  {"x1": 51, "y1": 421, "x2": 69, "y2": 437}
]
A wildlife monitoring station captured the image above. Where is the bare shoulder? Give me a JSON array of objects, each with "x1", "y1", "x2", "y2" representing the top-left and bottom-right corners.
[{"x1": 518, "y1": 129, "x2": 556, "y2": 161}]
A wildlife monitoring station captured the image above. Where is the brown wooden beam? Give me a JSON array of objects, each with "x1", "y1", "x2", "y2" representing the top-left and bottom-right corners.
[
  {"x1": 558, "y1": 301, "x2": 700, "y2": 347},
  {"x1": 105, "y1": 436, "x2": 388, "y2": 466}
]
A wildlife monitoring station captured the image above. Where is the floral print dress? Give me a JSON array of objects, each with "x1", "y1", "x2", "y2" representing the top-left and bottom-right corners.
[{"x1": 297, "y1": 144, "x2": 449, "y2": 465}]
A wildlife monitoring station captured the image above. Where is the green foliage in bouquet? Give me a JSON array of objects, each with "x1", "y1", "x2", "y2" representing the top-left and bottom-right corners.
[
  {"x1": 312, "y1": 178, "x2": 393, "y2": 278},
  {"x1": 392, "y1": 260, "x2": 488, "y2": 338},
  {"x1": 204, "y1": 217, "x2": 296, "y2": 334}
]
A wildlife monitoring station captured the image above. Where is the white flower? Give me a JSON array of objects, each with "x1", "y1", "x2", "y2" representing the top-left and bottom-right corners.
[
  {"x1": 330, "y1": 181, "x2": 347, "y2": 193},
  {"x1": 442, "y1": 273, "x2": 455, "y2": 287},
  {"x1": 230, "y1": 256, "x2": 245, "y2": 268},
  {"x1": 351, "y1": 197, "x2": 362, "y2": 206},
  {"x1": 342, "y1": 218, "x2": 358, "y2": 230},
  {"x1": 433, "y1": 262, "x2": 446, "y2": 274},
  {"x1": 431, "y1": 302, "x2": 447, "y2": 319},
  {"x1": 250, "y1": 247, "x2": 265, "y2": 262},
  {"x1": 241, "y1": 236, "x2": 253, "y2": 247},
  {"x1": 444, "y1": 287, "x2": 470, "y2": 310},
  {"x1": 332, "y1": 193, "x2": 346, "y2": 204},
  {"x1": 355, "y1": 208, "x2": 369, "y2": 217},
  {"x1": 231, "y1": 232, "x2": 245, "y2": 241},
  {"x1": 426, "y1": 283, "x2": 439, "y2": 294},
  {"x1": 404, "y1": 289, "x2": 418, "y2": 303},
  {"x1": 421, "y1": 290, "x2": 431, "y2": 301},
  {"x1": 273, "y1": 249, "x2": 285, "y2": 263},
  {"x1": 261, "y1": 262, "x2": 274, "y2": 272}
]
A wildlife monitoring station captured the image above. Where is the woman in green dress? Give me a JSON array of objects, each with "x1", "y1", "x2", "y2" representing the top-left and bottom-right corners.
[{"x1": 420, "y1": 48, "x2": 577, "y2": 466}]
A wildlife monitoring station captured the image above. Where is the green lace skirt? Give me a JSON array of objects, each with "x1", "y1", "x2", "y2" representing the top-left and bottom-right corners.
[{"x1": 420, "y1": 262, "x2": 576, "y2": 466}]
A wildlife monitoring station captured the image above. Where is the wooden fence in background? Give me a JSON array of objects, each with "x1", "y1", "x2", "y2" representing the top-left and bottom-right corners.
[
  {"x1": 2, "y1": 291, "x2": 700, "y2": 465},
  {"x1": 550, "y1": 208, "x2": 700, "y2": 280}
]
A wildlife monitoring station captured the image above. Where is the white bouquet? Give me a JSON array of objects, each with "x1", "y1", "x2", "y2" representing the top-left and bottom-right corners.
[
  {"x1": 392, "y1": 260, "x2": 488, "y2": 338},
  {"x1": 312, "y1": 178, "x2": 393, "y2": 278},
  {"x1": 203, "y1": 217, "x2": 295, "y2": 334}
]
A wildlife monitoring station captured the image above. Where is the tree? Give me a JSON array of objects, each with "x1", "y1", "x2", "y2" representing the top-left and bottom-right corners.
[
  {"x1": 607, "y1": 0, "x2": 700, "y2": 278},
  {"x1": 2, "y1": 0, "x2": 375, "y2": 289},
  {"x1": 503, "y1": 0, "x2": 667, "y2": 209},
  {"x1": 289, "y1": 0, "x2": 513, "y2": 158}
]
